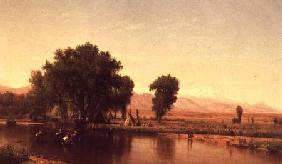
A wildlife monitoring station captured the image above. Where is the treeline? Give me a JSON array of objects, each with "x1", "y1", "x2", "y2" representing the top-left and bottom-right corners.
[
  {"x1": 0, "y1": 92, "x2": 30, "y2": 117},
  {"x1": 0, "y1": 89, "x2": 50, "y2": 119}
]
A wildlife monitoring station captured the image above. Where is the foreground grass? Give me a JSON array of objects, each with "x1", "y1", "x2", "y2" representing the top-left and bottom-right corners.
[{"x1": 0, "y1": 145, "x2": 29, "y2": 164}]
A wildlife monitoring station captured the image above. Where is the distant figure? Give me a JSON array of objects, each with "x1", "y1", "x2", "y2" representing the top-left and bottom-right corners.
[
  {"x1": 119, "y1": 120, "x2": 124, "y2": 126},
  {"x1": 251, "y1": 117, "x2": 254, "y2": 124},
  {"x1": 239, "y1": 138, "x2": 247, "y2": 146},
  {"x1": 228, "y1": 128, "x2": 235, "y2": 136},
  {"x1": 187, "y1": 131, "x2": 194, "y2": 140},
  {"x1": 148, "y1": 121, "x2": 153, "y2": 127},
  {"x1": 124, "y1": 112, "x2": 136, "y2": 126},
  {"x1": 135, "y1": 109, "x2": 141, "y2": 126},
  {"x1": 142, "y1": 121, "x2": 153, "y2": 127}
]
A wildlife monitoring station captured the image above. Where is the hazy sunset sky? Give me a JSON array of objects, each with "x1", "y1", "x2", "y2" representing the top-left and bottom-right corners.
[{"x1": 0, "y1": 0, "x2": 282, "y2": 109}]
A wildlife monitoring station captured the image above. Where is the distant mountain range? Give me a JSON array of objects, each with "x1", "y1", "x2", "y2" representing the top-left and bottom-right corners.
[
  {"x1": 130, "y1": 93, "x2": 281, "y2": 113},
  {"x1": 0, "y1": 85, "x2": 31, "y2": 95},
  {"x1": 0, "y1": 85, "x2": 280, "y2": 113}
]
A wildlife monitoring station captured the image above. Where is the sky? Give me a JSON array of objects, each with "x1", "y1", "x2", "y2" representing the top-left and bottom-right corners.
[{"x1": 0, "y1": 0, "x2": 282, "y2": 109}]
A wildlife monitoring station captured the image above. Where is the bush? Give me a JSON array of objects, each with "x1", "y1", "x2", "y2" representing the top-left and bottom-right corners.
[
  {"x1": 274, "y1": 118, "x2": 278, "y2": 124},
  {"x1": 6, "y1": 119, "x2": 16, "y2": 127},
  {"x1": 273, "y1": 118, "x2": 282, "y2": 125},
  {"x1": 267, "y1": 143, "x2": 281, "y2": 154},
  {"x1": 0, "y1": 145, "x2": 29, "y2": 164}
]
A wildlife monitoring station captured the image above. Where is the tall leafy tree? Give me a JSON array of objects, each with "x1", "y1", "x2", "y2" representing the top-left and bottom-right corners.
[
  {"x1": 42, "y1": 42, "x2": 133, "y2": 126},
  {"x1": 149, "y1": 74, "x2": 179, "y2": 122}
]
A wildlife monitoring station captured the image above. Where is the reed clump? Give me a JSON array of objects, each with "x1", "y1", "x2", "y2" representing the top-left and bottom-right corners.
[{"x1": 0, "y1": 145, "x2": 29, "y2": 164}]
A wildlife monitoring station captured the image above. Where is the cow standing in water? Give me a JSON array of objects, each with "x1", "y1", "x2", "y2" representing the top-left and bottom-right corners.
[
  {"x1": 61, "y1": 129, "x2": 81, "y2": 146},
  {"x1": 35, "y1": 130, "x2": 45, "y2": 143},
  {"x1": 55, "y1": 128, "x2": 65, "y2": 144}
]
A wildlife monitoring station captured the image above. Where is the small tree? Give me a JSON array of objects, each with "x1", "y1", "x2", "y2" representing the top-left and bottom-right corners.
[
  {"x1": 236, "y1": 105, "x2": 243, "y2": 123},
  {"x1": 149, "y1": 74, "x2": 179, "y2": 122},
  {"x1": 274, "y1": 118, "x2": 278, "y2": 124}
]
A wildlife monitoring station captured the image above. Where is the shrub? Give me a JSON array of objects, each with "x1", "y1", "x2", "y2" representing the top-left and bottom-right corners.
[
  {"x1": 6, "y1": 119, "x2": 16, "y2": 127},
  {"x1": 274, "y1": 118, "x2": 278, "y2": 124},
  {"x1": 273, "y1": 118, "x2": 282, "y2": 125},
  {"x1": 0, "y1": 145, "x2": 29, "y2": 164},
  {"x1": 267, "y1": 143, "x2": 281, "y2": 154}
]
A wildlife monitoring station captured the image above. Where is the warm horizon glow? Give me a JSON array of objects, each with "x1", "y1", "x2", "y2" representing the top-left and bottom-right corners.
[{"x1": 0, "y1": 0, "x2": 282, "y2": 109}]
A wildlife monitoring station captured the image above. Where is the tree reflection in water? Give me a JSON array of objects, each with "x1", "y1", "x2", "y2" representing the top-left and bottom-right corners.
[
  {"x1": 29, "y1": 129, "x2": 133, "y2": 164},
  {"x1": 1, "y1": 126, "x2": 282, "y2": 164},
  {"x1": 188, "y1": 139, "x2": 193, "y2": 150},
  {"x1": 156, "y1": 136, "x2": 176, "y2": 160}
]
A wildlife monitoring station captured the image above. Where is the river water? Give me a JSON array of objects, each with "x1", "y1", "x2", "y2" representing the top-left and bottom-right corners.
[{"x1": 0, "y1": 125, "x2": 281, "y2": 164}]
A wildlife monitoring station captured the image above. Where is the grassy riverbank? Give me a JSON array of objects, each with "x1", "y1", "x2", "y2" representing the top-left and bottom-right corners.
[{"x1": 90, "y1": 116, "x2": 282, "y2": 138}]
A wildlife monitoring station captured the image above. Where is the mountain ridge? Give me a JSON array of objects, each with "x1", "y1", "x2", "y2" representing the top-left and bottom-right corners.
[
  {"x1": 0, "y1": 85, "x2": 31, "y2": 94},
  {"x1": 130, "y1": 93, "x2": 281, "y2": 114},
  {"x1": 0, "y1": 85, "x2": 280, "y2": 113}
]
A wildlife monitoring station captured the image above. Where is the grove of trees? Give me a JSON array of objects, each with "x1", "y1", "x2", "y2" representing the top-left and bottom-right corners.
[
  {"x1": 0, "y1": 42, "x2": 180, "y2": 127},
  {"x1": 0, "y1": 92, "x2": 30, "y2": 117}
]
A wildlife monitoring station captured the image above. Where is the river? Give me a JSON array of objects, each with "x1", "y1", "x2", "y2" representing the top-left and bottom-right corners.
[{"x1": 0, "y1": 125, "x2": 281, "y2": 164}]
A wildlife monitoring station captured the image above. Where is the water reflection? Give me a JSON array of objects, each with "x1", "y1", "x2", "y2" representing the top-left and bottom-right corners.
[
  {"x1": 28, "y1": 130, "x2": 134, "y2": 164},
  {"x1": 0, "y1": 125, "x2": 282, "y2": 164},
  {"x1": 156, "y1": 136, "x2": 175, "y2": 160},
  {"x1": 187, "y1": 139, "x2": 193, "y2": 150},
  {"x1": 228, "y1": 147, "x2": 233, "y2": 158}
]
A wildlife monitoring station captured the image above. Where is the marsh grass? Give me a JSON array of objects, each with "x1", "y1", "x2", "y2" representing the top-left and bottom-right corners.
[
  {"x1": 266, "y1": 142, "x2": 282, "y2": 154},
  {"x1": 0, "y1": 145, "x2": 29, "y2": 164}
]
